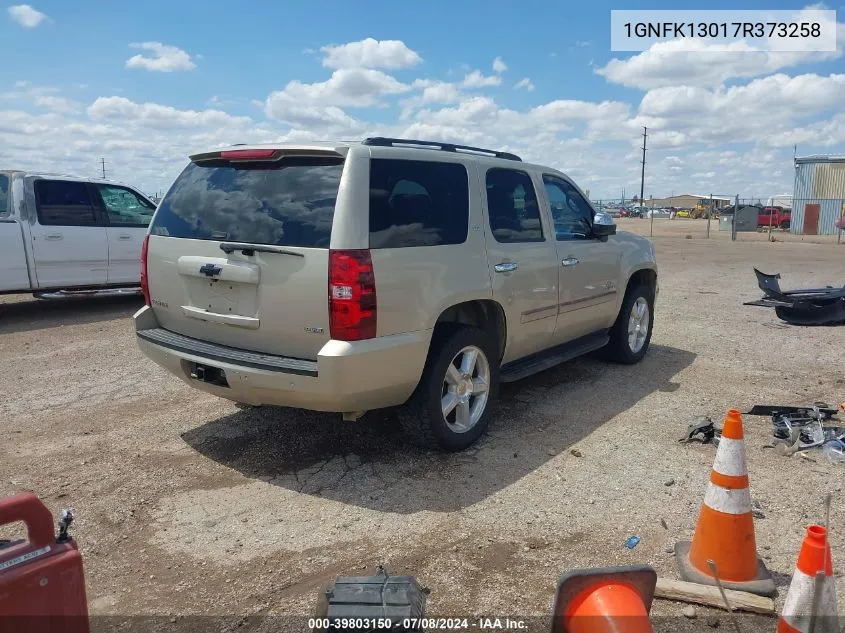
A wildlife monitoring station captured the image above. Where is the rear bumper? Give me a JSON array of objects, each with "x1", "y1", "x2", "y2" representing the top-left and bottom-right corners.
[{"x1": 133, "y1": 305, "x2": 431, "y2": 412}]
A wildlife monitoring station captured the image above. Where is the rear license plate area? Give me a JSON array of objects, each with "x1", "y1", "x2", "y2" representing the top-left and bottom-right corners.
[{"x1": 184, "y1": 361, "x2": 229, "y2": 388}]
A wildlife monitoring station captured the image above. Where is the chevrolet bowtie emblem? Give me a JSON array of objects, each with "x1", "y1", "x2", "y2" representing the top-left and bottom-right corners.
[{"x1": 199, "y1": 263, "x2": 223, "y2": 277}]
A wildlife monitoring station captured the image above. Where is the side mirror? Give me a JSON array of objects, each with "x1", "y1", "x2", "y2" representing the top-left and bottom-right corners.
[{"x1": 592, "y1": 211, "x2": 617, "y2": 238}]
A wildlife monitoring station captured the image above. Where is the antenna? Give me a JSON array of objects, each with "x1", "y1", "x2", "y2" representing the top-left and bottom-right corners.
[{"x1": 100, "y1": 157, "x2": 106, "y2": 179}]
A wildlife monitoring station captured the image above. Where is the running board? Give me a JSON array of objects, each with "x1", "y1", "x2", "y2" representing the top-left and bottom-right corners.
[
  {"x1": 34, "y1": 287, "x2": 141, "y2": 300},
  {"x1": 500, "y1": 331, "x2": 609, "y2": 383}
]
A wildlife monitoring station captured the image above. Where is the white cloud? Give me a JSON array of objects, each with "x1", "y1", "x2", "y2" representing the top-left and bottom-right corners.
[
  {"x1": 462, "y1": 70, "x2": 502, "y2": 88},
  {"x1": 8, "y1": 4, "x2": 46, "y2": 27},
  {"x1": 87, "y1": 96, "x2": 251, "y2": 129},
  {"x1": 514, "y1": 78, "x2": 535, "y2": 92},
  {"x1": 636, "y1": 73, "x2": 845, "y2": 147},
  {"x1": 597, "y1": 38, "x2": 843, "y2": 90},
  {"x1": 575, "y1": 40, "x2": 592, "y2": 47},
  {"x1": 125, "y1": 42, "x2": 196, "y2": 72},
  {"x1": 320, "y1": 38, "x2": 422, "y2": 69},
  {"x1": 266, "y1": 68, "x2": 410, "y2": 112},
  {"x1": 492, "y1": 57, "x2": 507, "y2": 73},
  {"x1": 34, "y1": 95, "x2": 80, "y2": 114}
]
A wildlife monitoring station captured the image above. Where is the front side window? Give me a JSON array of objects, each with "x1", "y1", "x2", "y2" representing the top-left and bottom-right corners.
[
  {"x1": 368, "y1": 159, "x2": 469, "y2": 248},
  {"x1": 0, "y1": 174, "x2": 8, "y2": 217},
  {"x1": 96, "y1": 185, "x2": 156, "y2": 227},
  {"x1": 34, "y1": 180, "x2": 98, "y2": 226},
  {"x1": 485, "y1": 168, "x2": 544, "y2": 243},
  {"x1": 542, "y1": 176, "x2": 594, "y2": 240}
]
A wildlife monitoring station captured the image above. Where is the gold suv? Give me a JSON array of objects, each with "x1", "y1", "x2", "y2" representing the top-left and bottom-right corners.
[{"x1": 134, "y1": 138, "x2": 658, "y2": 451}]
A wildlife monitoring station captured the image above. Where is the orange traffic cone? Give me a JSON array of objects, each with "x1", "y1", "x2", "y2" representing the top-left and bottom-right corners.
[
  {"x1": 675, "y1": 409, "x2": 776, "y2": 597},
  {"x1": 778, "y1": 525, "x2": 839, "y2": 633},
  {"x1": 551, "y1": 565, "x2": 656, "y2": 633}
]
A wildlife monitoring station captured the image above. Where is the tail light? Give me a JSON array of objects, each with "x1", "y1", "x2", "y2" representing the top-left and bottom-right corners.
[
  {"x1": 329, "y1": 249, "x2": 377, "y2": 341},
  {"x1": 140, "y1": 234, "x2": 151, "y2": 306}
]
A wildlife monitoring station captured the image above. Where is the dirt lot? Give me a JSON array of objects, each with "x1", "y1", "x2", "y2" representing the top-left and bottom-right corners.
[{"x1": 1, "y1": 233, "x2": 844, "y2": 631}]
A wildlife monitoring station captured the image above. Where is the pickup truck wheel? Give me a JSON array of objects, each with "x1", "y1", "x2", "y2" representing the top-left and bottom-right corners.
[
  {"x1": 779, "y1": 220, "x2": 790, "y2": 230},
  {"x1": 398, "y1": 327, "x2": 499, "y2": 452},
  {"x1": 604, "y1": 284, "x2": 654, "y2": 364}
]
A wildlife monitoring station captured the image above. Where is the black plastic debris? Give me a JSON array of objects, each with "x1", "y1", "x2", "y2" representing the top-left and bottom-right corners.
[
  {"x1": 314, "y1": 565, "x2": 428, "y2": 632},
  {"x1": 679, "y1": 417, "x2": 721, "y2": 445},
  {"x1": 744, "y1": 268, "x2": 845, "y2": 325}
]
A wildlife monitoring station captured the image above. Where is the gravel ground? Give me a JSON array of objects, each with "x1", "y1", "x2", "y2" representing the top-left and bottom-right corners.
[{"x1": 1, "y1": 234, "x2": 844, "y2": 632}]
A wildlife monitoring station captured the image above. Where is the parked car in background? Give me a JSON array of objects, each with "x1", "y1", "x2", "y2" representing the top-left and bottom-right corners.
[
  {"x1": 0, "y1": 170, "x2": 156, "y2": 295},
  {"x1": 757, "y1": 206, "x2": 791, "y2": 229},
  {"x1": 134, "y1": 137, "x2": 659, "y2": 451}
]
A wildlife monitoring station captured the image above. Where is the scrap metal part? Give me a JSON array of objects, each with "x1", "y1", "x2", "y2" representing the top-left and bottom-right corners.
[
  {"x1": 680, "y1": 416, "x2": 721, "y2": 444},
  {"x1": 746, "y1": 403, "x2": 844, "y2": 454},
  {"x1": 744, "y1": 268, "x2": 845, "y2": 325}
]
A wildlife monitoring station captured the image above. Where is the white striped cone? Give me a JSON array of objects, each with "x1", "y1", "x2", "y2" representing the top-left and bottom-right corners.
[{"x1": 778, "y1": 525, "x2": 839, "y2": 633}]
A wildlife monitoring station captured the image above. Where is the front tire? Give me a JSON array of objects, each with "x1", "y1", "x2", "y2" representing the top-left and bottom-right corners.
[
  {"x1": 604, "y1": 283, "x2": 654, "y2": 364},
  {"x1": 398, "y1": 327, "x2": 499, "y2": 451}
]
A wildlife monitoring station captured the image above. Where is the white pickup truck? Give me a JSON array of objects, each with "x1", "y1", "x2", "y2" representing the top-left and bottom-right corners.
[{"x1": 0, "y1": 170, "x2": 156, "y2": 295}]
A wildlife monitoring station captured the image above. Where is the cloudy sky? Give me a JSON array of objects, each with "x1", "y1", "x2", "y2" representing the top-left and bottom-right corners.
[{"x1": 1, "y1": 0, "x2": 843, "y2": 199}]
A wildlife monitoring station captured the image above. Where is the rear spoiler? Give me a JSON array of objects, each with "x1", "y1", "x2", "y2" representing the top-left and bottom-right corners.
[{"x1": 190, "y1": 147, "x2": 345, "y2": 163}]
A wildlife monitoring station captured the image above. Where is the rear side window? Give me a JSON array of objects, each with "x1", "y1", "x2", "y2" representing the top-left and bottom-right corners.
[
  {"x1": 150, "y1": 157, "x2": 344, "y2": 248},
  {"x1": 34, "y1": 180, "x2": 98, "y2": 226},
  {"x1": 0, "y1": 174, "x2": 8, "y2": 216},
  {"x1": 96, "y1": 184, "x2": 156, "y2": 227},
  {"x1": 485, "y1": 168, "x2": 544, "y2": 243},
  {"x1": 369, "y1": 159, "x2": 469, "y2": 248}
]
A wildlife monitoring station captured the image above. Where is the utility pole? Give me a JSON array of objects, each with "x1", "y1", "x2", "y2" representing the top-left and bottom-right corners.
[
  {"x1": 100, "y1": 157, "x2": 106, "y2": 179},
  {"x1": 639, "y1": 127, "x2": 647, "y2": 212}
]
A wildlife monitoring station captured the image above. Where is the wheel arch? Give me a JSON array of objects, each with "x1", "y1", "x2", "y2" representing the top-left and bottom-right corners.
[{"x1": 432, "y1": 299, "x2": 507, "y2": 363}]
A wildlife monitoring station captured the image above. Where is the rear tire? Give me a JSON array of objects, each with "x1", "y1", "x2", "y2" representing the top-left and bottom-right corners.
[
  {"x1": 397, "y1": 327, "x2": 499, "y2": 451},
  {"x1": 603, "y1": 283, "x2": 654, "y2": 364},
  {"x1": 779, "y1": 220, "x2": 790, "y2": 230}
]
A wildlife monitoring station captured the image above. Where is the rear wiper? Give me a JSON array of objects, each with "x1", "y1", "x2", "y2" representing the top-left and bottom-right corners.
[{"x1": 219, "y1": 242, "x2": 305, "y2": 257}]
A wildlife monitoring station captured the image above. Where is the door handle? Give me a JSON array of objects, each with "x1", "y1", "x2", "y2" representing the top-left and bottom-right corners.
[
  {"x1": 45, "y1": 233, "x2": 63, "y2": 240},
  {"x1": 561, "y1": 257, "x2": 579, "y2": 267},
  {"x1": 118, "y1": 234, "x2": 132, "y2": 240},
  {"x1": 494, "y1": 262, "x2": 519, "y2": 273}
]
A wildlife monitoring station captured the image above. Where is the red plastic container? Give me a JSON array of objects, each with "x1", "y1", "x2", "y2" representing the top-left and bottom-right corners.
[{"x1": 0, "y1": 492, "x2": 89, "y2": 632}]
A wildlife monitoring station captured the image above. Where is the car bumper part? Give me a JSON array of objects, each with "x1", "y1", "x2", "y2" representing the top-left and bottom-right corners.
[{"x1": 133, "y1": 305, "x2": 431, "y2": 412}]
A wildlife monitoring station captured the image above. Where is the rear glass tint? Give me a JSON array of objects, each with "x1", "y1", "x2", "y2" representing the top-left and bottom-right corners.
[
  {"x1": 369, "y1": 159, "x2": 469, "y2": 248},
  {"x1": 150, "y1": 156, "x2": 344, "y2": 248}
]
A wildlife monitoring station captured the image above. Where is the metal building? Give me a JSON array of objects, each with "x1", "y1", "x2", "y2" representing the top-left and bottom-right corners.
[{"x1": 792, "y1": 156, "x2": 845, "y2": 235}]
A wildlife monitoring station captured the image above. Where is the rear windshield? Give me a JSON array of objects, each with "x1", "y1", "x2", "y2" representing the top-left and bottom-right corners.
[{"x1": 150, "y1": 156, "x2": 344, "y2": 248}]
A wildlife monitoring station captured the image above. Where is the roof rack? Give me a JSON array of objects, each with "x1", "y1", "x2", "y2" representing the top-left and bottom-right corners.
[{"x1": 362, "y1": 137, "x2": 521, "y2": 162}]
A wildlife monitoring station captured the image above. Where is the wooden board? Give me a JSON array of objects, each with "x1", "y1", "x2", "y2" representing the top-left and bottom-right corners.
[{"x1": 654, "y1": 578, "x2": 776, "y2": 615}]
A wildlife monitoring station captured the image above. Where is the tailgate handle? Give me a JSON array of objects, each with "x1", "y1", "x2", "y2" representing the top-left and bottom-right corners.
[{"x1": 176, "y1": 257, "x2": 260, "y2": 284}]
